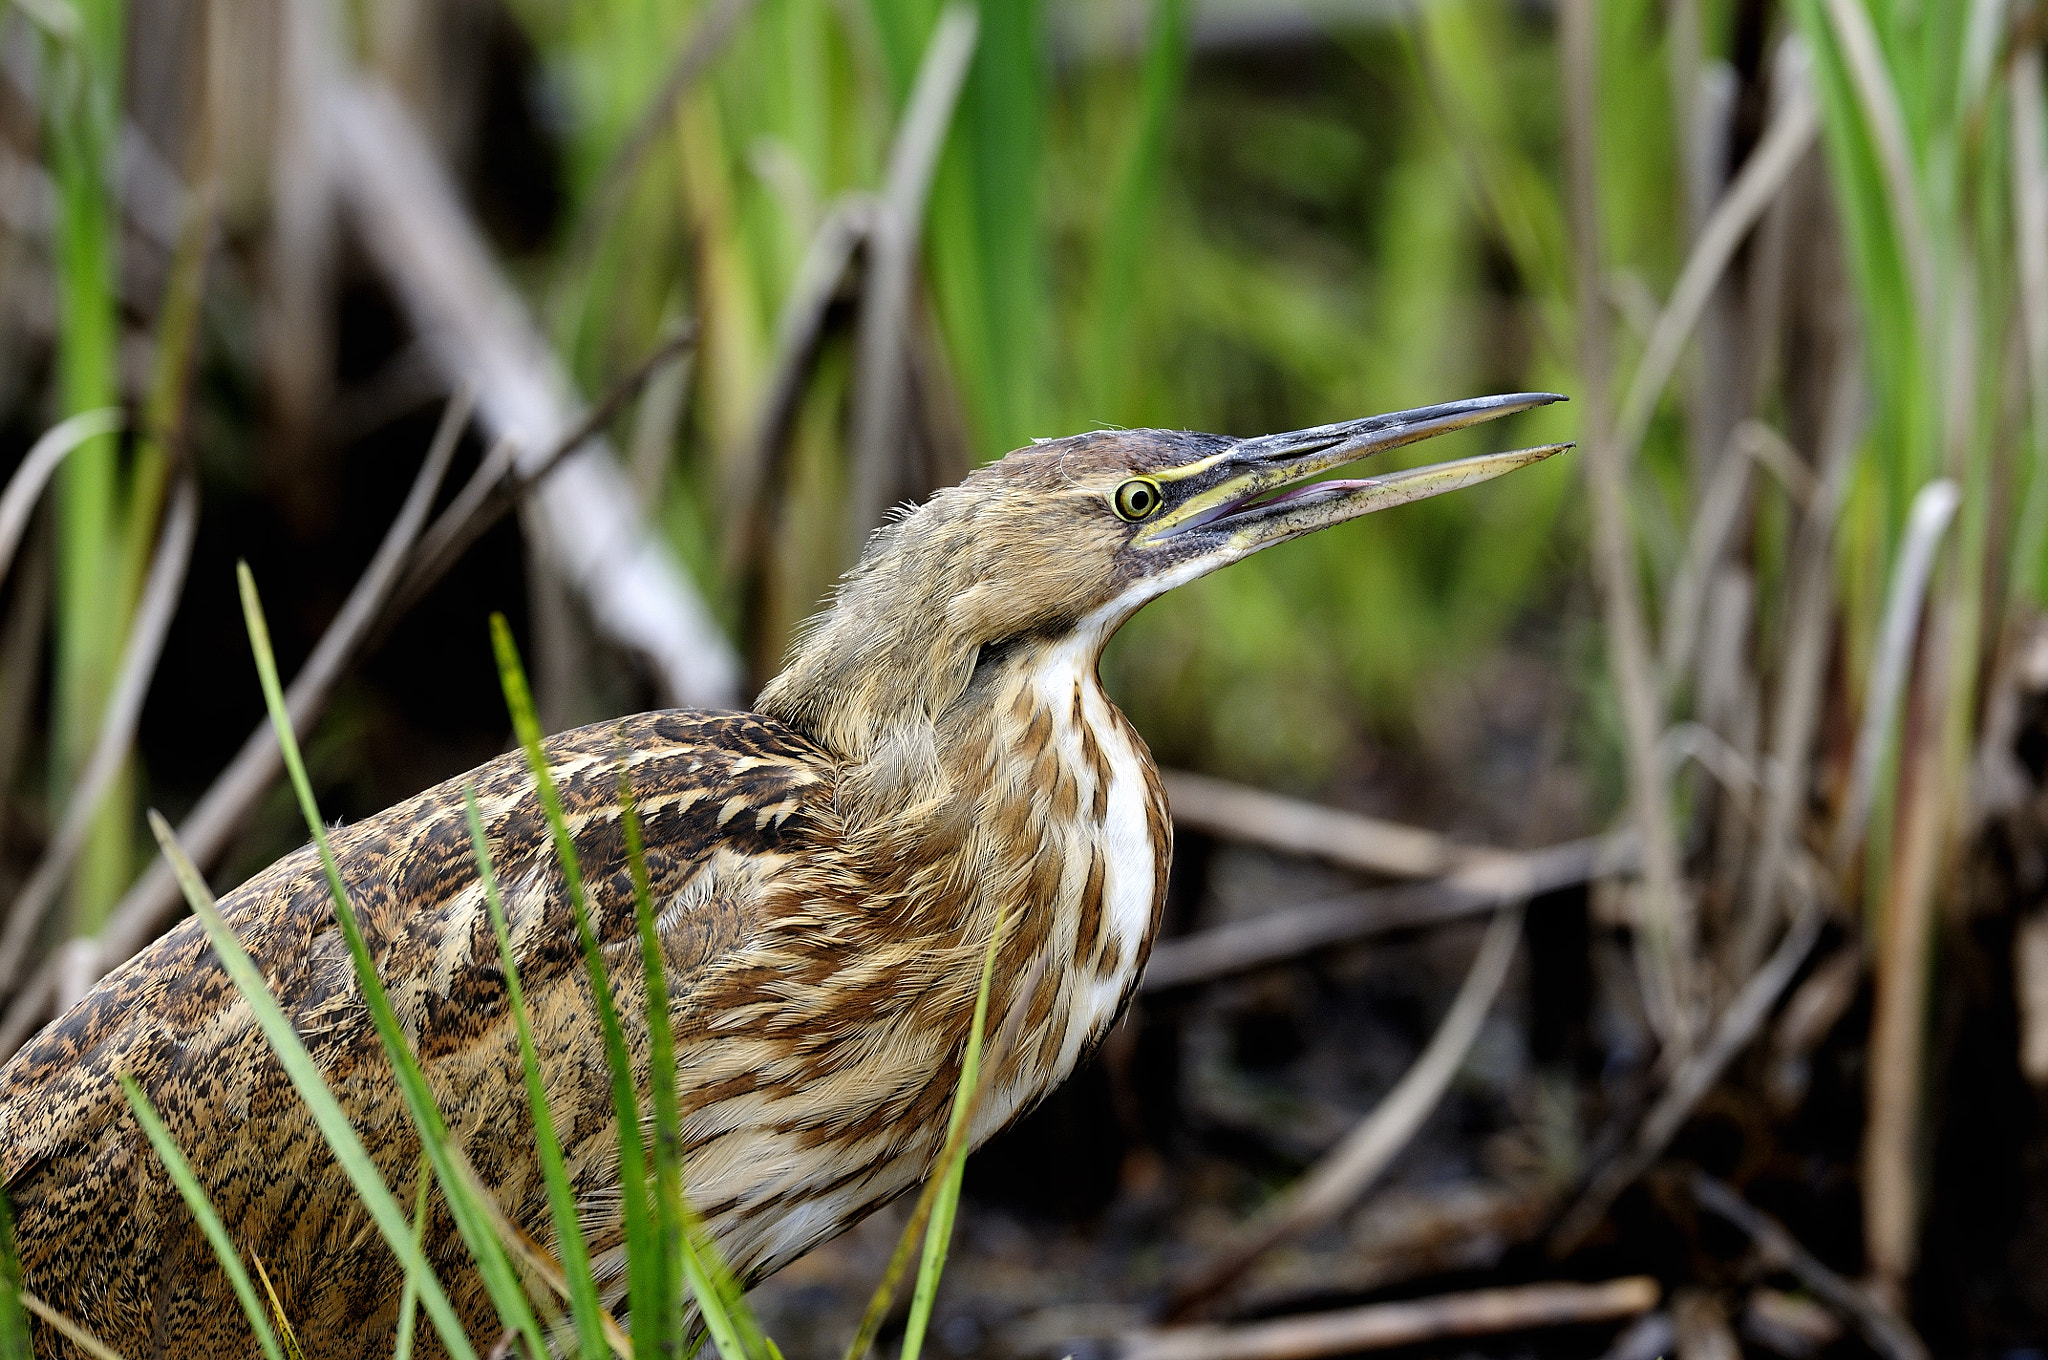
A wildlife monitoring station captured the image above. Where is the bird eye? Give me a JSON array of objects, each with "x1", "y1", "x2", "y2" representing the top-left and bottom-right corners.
[{"x1": 1113, "y1": 478, "x2": 1163, "y2": 521}]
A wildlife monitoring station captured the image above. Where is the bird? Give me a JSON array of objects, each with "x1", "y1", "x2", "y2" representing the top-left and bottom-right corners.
[{"x1": 0, "y1": 393, "x2": 1564, "y2": 1359}]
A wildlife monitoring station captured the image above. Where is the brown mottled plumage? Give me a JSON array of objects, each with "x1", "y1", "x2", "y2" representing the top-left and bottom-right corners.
[{"x1": 0, "y1": 396, "x2": 1564, "y2": 1358}]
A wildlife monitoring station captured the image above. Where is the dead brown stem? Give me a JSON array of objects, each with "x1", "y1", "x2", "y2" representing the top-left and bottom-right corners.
[
  {"x1": 1126, "y1": 1277, "x2": 1660, "y2": 1360},
  {"x1": 0, "y1": 412, "x2": 126, "y2": 591},
  {"x1": 1560, "y1": 0, "x2": 1695, "y2": 1051},
  {"x1": 2022, "y1": 910, "x2": 2048, "y2": 1085},
  {"x1": 1611, "y1": 83, "x2": 1820, "y2": 476},
  {"x1": 392, "y1": 322, "x2": 702, "y2": 623},
  {"x1": 1765, "y1": 941, "x2": 1864, "y2": 1109},
  {"x1": 0, "y1": 476, "x2": 198, "y2": 991},
  {"x1": 721, "y1": 194, "x2": 873, "y2": 583},
  {"x1": 1551, "y1": 886, "x2": 1825, "y2": 1256},
  {"x1": 330, "y1": 75, "x2": 736, "y2": 707},
  {"x1": 1860, "y1": 632, "x2": 1952, "y2": 1302},
  {"x1": 1143, "y1": 835, "x2": 1623, "y2": 994},
  {"x1": 1733, "y1": 361, "x2": 1861, "y2": 978},
  {"x1": 1165, "y1": 905, "x2": 1523, "y2": 1319},
  {"x1": 1161, "y1": 769, "x2": 1470, "y2": 879},
  {"x1": 0, "y1": 395, "x2": 470, "y2": 1057},
  {"x1": 1227, "y1": 1182, "x2": 1557, "y2": 1317},
  {"x1": 1671, "y1": 1287, "x2": 1740, "y2": 1360},
  {"x1": 1690, "y1": 1172, "x2": 1928, "y2": 1360},
  {"x1": 845, "y1": 4, "x2": 980, "y2": 547}
]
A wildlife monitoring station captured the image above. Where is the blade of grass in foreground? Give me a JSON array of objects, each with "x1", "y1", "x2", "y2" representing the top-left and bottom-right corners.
[
  {"x1": 0, "y1": 1177, "x2": 30, "y2": 1360},
  {"x1": 616, "y1": 764, "x2": 768, "y2": 1358},
  {"x1": 117, "y1": 1078, "x2": 287, "y2": 1360},
  {"x1": 462, "y1": 786, "x2": 614, "y2": 1360},
  {"x1": 493, "y1": 616, "x2": 784, "y2": 1360},
  {"x1": 489, "y1": 615, "x2": 666, "y2": 1359},
  {"x1": 393, "y1": 1157, "x2": 431, "y2": 1360},
  {"x1": 614, "y1": 764, "x2": 687, "y2": 1347},
  {"x1": 235, "y1": 565, "x2": 549, "y2": 1360},
  {"x1": 840, "y1": 924, "x2": 1012, "y2": 1360},
  {"x1": 897, "y1": 922, "x2": 1004, "y2": 1360},
  {"x1": 143, "y1": 810, "x2": 479, "y2": 1360}
]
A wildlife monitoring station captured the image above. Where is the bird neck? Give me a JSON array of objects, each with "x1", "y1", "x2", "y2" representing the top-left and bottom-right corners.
[
  {"x1": 760, "y1": 618, "x2": 1121, "y2": 823},
  {"x1": 763, "y1": 605, "x2": 1170, "y2": 1145}
]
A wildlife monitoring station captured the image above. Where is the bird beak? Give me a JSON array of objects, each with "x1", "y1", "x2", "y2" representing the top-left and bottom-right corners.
[{"x1": 1136, "y1": 392, "x2": 1572, "y2": 553}]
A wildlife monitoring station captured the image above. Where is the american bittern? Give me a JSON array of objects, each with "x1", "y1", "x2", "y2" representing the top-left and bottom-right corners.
[{"x1": 0, "y1": 394, "x2": 1563, "y2": 1357}]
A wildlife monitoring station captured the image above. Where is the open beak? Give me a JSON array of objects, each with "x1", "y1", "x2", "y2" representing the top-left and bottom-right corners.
[{"x1": 1137, "y1": 392, "x2": 1571, "y2": 552}]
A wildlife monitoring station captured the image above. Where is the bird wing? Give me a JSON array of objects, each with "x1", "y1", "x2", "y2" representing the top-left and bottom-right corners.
[{"x1": 0, "y1": 708, "x2": 838, "y2": 1353}]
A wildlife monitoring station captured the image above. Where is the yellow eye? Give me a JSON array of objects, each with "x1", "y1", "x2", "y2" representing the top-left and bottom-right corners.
[{"x1": 1113, "y1": 478, "x2": 1163, "y2": 521}]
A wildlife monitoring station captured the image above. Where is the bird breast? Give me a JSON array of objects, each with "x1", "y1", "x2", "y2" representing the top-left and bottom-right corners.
[{"x1": 961, "y1": 632, "x2": 1171, "y2": 1147}]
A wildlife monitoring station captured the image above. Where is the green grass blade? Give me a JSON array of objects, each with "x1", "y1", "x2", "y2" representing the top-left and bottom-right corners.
[
  {"x1": 116, "y1": 1077, "x2": 287, "y2": 1360},
  {"x1": 393, "y1": 1156, "x2": 432, "y2": 1360},
  {"x1": 614, "y1": 765, "x2": 686, "y2": 1345},
  {"x1": 235, "y1": 564, "x2": 549, "y2": 1359},
  {"x1": 614, "y1": 761, "x2": 767, "y2": 1360},
  {"x1": 0, "y1": 1176, "x2": 31, "y2": 1360},
  {"x1": 896, "y1": 924, "x2": 1003, "y2": 1360},
  {"x1": 838, "y1": 1062, "x2": 974, "y2": 1360},
  {"x1": 142, "y1": 810, "x2": 480, "y2": 1360},
  {"x1": 488, "y1": 615, "x2": 665, "y2": 1358},
  {"x1": 46, "y1": 0, "x2": 131, "y2": 933},
  {"x1": 462, "y1": 786, "x2": 616, "y2": 1360},
  {"x1": 1087, "y1": 0, "x2": 1189, "y2": 420}
]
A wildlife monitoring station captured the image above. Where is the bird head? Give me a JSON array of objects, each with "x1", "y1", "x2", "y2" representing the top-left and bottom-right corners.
[{"x1": 759, "y1": 393, "x2": 1569, "y2": 768}]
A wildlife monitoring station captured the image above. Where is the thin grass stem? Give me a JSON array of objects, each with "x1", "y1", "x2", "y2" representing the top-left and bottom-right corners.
[
  {"x1": 237, "y1": 565, "x2": 550, "y2": 1358},
  {"x1": 489, "y1": 616, "x2": 679, "y2": 1359},
  {"x1": 394, "y1": 1156, "x2": 433, "y2": 1360},
  {"x1": 141, "y1": 810, "x2": 479, "y2": 1360},
  {"x1": 896, "y1": 918, "x2": 1005, "y2": 1360},
  {"x1": 462, "y1": 786, "x2": 618, "y2": 1360}
]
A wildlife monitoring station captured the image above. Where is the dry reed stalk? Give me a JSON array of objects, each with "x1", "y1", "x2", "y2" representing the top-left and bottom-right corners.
[
  {"x1": 0, "y1": 412, "x2": 124, "y2": 590},
  {"x1": 1670, "y1": 1288, "x2": 1740, "y2": 1360},
  {"x1": 1141, "y1": 834, "x2": 1618, "y2": 993},
  {"x1": 1610, "y1": 83, "x2": 1820, "y2": 477},
  {"x1": 2019, "y1": 911, "x2": 2048, "y2": 1085},
  {"x1": 1860, "y1": 625, "x2": 1954, "y2": 1304},
  {"x1": 1732, "y1": 360, "x2": 1861, "y2": 978},
  {"x1": 1560, "y1": 0, "x2": 1694, "y2": 1051},
  {"x1": 1691, "y1": 1172, "x2": 1928, "y2": 1360},
  {"x1": 721, "y1": 193, "x2": 874, "y2": 635},
  {"x1": 1129, "y1": 1278, "x2": 1659, "y2": 1360},
  {"x1": 1164, "y1": 905, "x2": 1523, "y2": 1318},
  {"x1": 1159, "y1": 769, "x2": 1467, "y2": 879},
  {"x1": 0, "y1": 476, "x2": 196, "y2": 988},
  {"x1": 327, "y1": 75, "x2": 738, "y2": 707},
  {"x1": 0, "y1": 395, "x2": 469, "y2": 1055},
  {"x1": 845, "y1": 3, "x2": 980, "y2": 546},
  {"x1": 1551, "y1": 886, "x2": 1825, "y2": 1255}
]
